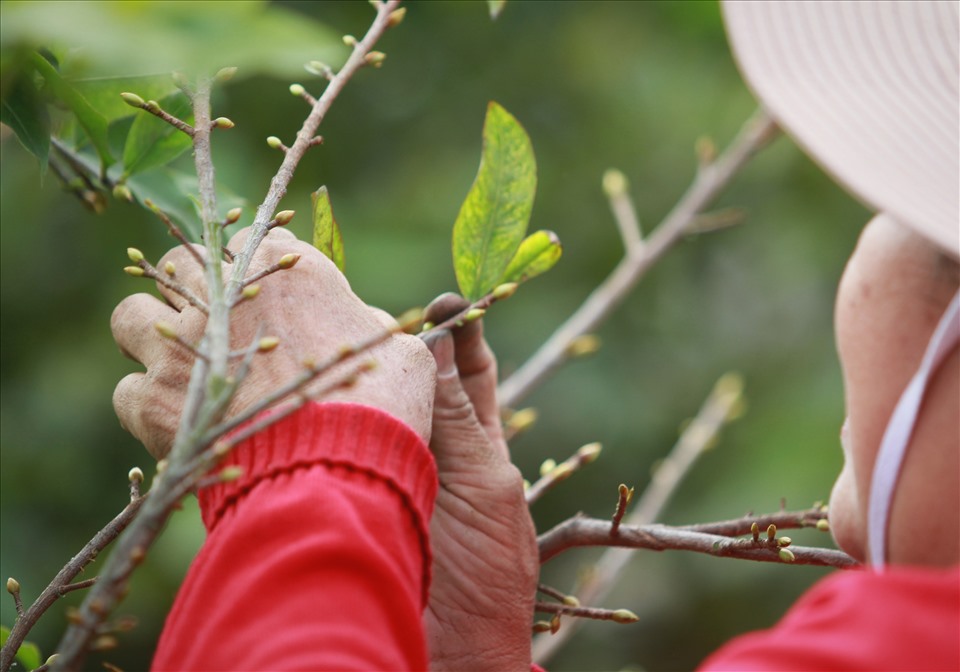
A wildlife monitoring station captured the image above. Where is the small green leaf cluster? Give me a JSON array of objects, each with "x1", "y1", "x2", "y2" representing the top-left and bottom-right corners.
[{"x1": 0, "y1": 624, "x2": 42, "y2": 670}]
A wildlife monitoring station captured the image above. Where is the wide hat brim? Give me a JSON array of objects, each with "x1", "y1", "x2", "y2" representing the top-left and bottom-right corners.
[{"x1": 723, "y1": 1, "x2": 959, "y2": 257}]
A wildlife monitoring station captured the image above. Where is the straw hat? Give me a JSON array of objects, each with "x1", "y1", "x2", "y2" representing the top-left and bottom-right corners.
[{"x1": 723, "y1": 0, "x2": 959, "y2": 257}]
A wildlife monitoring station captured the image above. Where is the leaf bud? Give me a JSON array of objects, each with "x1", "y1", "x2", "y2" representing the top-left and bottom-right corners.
[
  {"x1": 278, "y1": 253, "x2": 300, "y2": 269},
  {"x1": 6, "y1": 577, "x2": 20, "y2": 594},
  {"x1": 66, "y1": 606, "x2": 84, "y2": 624},
  {"x1": 124, "y1": 265, "x2": 145, "y2": 277},
  {"x1": 778, "y1": 548, "x2": 796, "y2": 563},
  {"x1": 156, "y1": 459, "x2": 168, "y2": 475},
  {"x1": 128, "y1": 467, "x2": 144, "y2": 484},
  {"x1": 365, "y1": 51, "x2": 387, "y2": 68},
  {"x1": 816, "y1": 518, "x2": 830, "y2": 532},
  {"x1": 164, "y1": 261, "x2": 176, "y2": 276},
  {"x1": 91, "y1": 635, "x2": 119, "y2": 651},
  {"x1": 766, "y1": 523, "x2": 777, "y2": 541},
  {"x1": 113, "y1": 183, "x2": 134, "y2": 202},
  {"x1": 274, "y1": 209, "x2": 296, "y2": 225},
  {"x1": 395, "y1": 307, "x2": 426, "y2": 332},
  {"x1": 420, "y1": 321, "x2": 436, "y2": 333},
  {"x1": 145, "y1": 100, "x2": 161, "y2": 113},
  {"x1": 120, "y1": 92, "x2": 145, "y2": 108},
  {"x1": 777, "y1": 536, "x2": 792, "y2": 547},
  {"x1": 215, "y1": 66, "x2": 238, "y2": 82},
  {"x1": 507, "y1": 407, "x2": 538, "y2": 433},
  {"x1": 258, "y1": 336, "x2": 281, "y2": 352},
  {"x1": 242, "y1": 284, "x2": 261, "y2": 299},
  {"x1": 225, "y1": 207, "x2": 243, "y2": 224},
  {"x1": 539, "y1": 458, "x2": 557, "y2": 477},
  {"x1": 577, "y1": 442, "x2": 602, "y2": 464},
  {"x1": 267, "y1": 136, "x2": 284, "y2": 149},
  {"x1": 154, "y1": 321, "x2": 177, "y2": 339},
  {"x1": 522, "y1": 479, "x2": 531, "y2": 491},
  {"x1": 213, "y1": 116, "x2": 235, "y2": 129},
  {"x1": 562, "y1": 595, "x2": 580, "y2": 607},
  {"x1": 220, "y1": 466, "x2": 244, "y2": 482},
  {"x1": 45, "y1": 654, "x2": 60, "y2": 666},
  {"x1": 289, "y1": 83, "x2": 306, "y2": 97},
  {"x1": 387, "y1": 6, "x2": 407, "y2": 26},
  {"x1": 171, "y1": 70, "x2": 190, "y2": 90},
  {"x1": 566, "y1": 334, "x2": 601, "y2": 358},
  {"x1": 342, "y1": 34, "x2": 358, "y2": 47},
  {"x1": 751, "y1": 521, "x2": 760, "y2": 541},
  {"x1": 550, "y1": 614, "x2": 561, "y2": 634},
  {"x1": 463, "y1": 307, "x2": 486, "y2": 322},
  {"x1": 492, "y1": 282, "x2": 519, "y2": 300},
  {"x1": 602, "y1": 168, "x2": 628, "y2": 198},
  {"x1": 305, "y1": 60, "x2": 332, "y2": 76},
  {"x1": 551, "y1": 463, "x2": 574, "y2": 481},
  {"x1": 532, "y1": 621, "x2": 552, "y2": 634},
  {"x1": 696, "y1": 135, "x2": 717, "y2": 165},
  {"x1": 127, "y1": 247, "x2": 144, "y2": 263},
  {"x1": 612, "y1": 609, "x2": 639, "y2": 624}
]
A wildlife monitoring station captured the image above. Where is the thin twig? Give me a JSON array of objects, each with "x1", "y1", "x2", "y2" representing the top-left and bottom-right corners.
[
  {"x1": 138, "y1": 260, "x2": 209, "y2": 314},
  {"x1": 144, "y1": 201, "x2": 205, "y2": 267},
  {"x1": 525, "y1": 442, "x2": 602, "y2": 505},
  {"x1": 498, "y1": 110, "x2": 779, "y2": 408},
  {"x1": 610, "y1": 484, "x2": 632, "y2": 536},
  {"x1": 537, "y1": 584, "x2": 571, "y2": 603},
  {"x1": 57, "y1": 578, "x2": 98, "y2": 597},
  {"x1": 534, "y1": 601, "x2": 638, "y2": 623},
  {"x1": 131, "y1": 99, "x2": 195, "y2": 137}
]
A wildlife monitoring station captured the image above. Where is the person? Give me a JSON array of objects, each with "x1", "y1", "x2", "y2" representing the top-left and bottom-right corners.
[{"x1": 110, "y1": 1, "x2": 958, "y2": 670}]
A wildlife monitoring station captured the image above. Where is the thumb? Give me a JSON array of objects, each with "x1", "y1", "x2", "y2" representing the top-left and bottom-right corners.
[{"x1": 424, "y1": 330, "x2": 508, "y2": 469}]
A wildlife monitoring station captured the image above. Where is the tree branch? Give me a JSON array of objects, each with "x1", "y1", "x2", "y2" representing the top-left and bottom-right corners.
[{"x1": 498, "y1": 109, "x2": 779, "y2": 408}]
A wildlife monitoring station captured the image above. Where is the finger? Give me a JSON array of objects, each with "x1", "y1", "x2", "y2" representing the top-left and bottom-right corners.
[
  {"x1": 155, "y1": 244, "x2": 209, "y2": 311},
  {"x1": 369, "y1": 306, "x2": 401, "y2": 330},
  {"x1": 113, "y1": 372, "x2": 175, "y2": 460},
  {"x1": 112, "y1": 293, "x2": 181, "y2": 366},
  {"x1": 425, "y1": 330, "x2": 508, "y2": 463}
]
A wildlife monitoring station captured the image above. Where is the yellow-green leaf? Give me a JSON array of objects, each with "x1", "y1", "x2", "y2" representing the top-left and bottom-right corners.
[
  {"x1": 500, "y1": 229, "x2": 561, "y2": 284},
  {"x1": 311, "y1": 186, "x2": 345, "y2": 273},
  {"x1": 122, "y1": 93, "x2": 193, "y2": 177},
  {"x1": 452, "y1": 101, "x2": 536, "y2": 301}
]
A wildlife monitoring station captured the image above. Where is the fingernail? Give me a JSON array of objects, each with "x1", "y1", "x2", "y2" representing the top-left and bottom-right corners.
[{"x1": 423, "y1": 329, "x2": 455, "y2": 376}]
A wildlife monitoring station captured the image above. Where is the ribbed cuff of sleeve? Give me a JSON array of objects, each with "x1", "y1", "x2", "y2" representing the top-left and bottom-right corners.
[{"x1": 198, "y1": 401, "x2": 438, "y2": 536}]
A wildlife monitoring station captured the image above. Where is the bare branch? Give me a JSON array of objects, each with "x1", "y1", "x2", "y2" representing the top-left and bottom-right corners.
[
  {"x1": 144, "y1": 200, "x2": 205, "y2": 267},
  {"x1": 610, "y1": 484, "x2": 633, "y2": 536},
  {"x1": 498, "y1": 110, "x2": 779, "y2": 408},
  {"x1": 525, "y1": 442, "x2": 602, "y2": 505},
  {"x1": 535, "y1": 601, "x2": 638, "y2": 624}
]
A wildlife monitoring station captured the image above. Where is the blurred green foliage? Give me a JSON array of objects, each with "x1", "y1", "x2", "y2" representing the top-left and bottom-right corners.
[{"x1": 1, "y1": 1, "x2": 868, "y2": 670}]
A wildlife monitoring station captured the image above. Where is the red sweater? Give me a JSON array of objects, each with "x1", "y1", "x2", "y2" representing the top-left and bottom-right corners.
[{"x1": 153, "y1": 402, "x2": 960, "y2": 671}]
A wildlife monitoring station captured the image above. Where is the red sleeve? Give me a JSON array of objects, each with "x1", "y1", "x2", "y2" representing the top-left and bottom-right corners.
[
  {"x1": 699, "y1": 565, "x2": 960, "y2": 671},
  {"x1": 151, "y1": 402, "x2": 437, "y2": 672}
]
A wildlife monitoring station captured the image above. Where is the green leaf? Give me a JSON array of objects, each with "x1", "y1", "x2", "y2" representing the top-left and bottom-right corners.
[
  {"x1": 311, "y1": 186, "x2": 345, "y2": 273},
  {"x1": 122, "y1": 93, "x2": 193, "y2": 177},
  {"x1": 0, "y1": 624, "x2": 9, "y2": 646},
  {"x1": 30, "y1": 52, "x2": 114, "y2": 172},
  {"x1": 15, "y1": 640, "x2": 41, "y2": 670},
  {"x1": 500, "y1": 230, "x2": 562, "y2": 284},
  {"x1": 0, "y1": 64, "x2": 51, "y2": 173},
  {"x1": 488, "y1": 0, "x2": 507, "y2": 19},
  {"x1": 452, "y1": 101, "x2": 537, "y2": 301}
]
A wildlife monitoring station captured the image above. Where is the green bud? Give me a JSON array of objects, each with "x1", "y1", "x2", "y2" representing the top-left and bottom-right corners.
[
  {"x1": 213, "y1": 117, "x2": 235, "y2": 129},
  {"x1": 612, "y1": 609, "x2": 639, "y2": 624},
  {"x1": 154, "y1": 321, "x2": 177, "y2": 339},
  {"x1": 342, "y1": 34, "x2": 358, "y2": 47},
  {"x1": 751, "y1": 522, "x2": 760, "y2": 541},
  {"x1": 777, "y1": 536, "x2": 792, "y2": 547},
  {"x1": 566, "y1": 334, "x2": 601, "y2": 358},
  {"x1": 164, "y1": 261, "x2": 176, "y2": 276},
  {"x1": 522, "y1": 479, "x2": 531, "y2": 491},
  {"x1": 213, "y1": 441, "x2": 231, "y2": 456},
  {"x1": 267, "y1": 136, "x2": 283, "y2": 150},
  {"x1": 365, "y1": 51, "x2": 387, "y2": 68},
  {"x1": 145, "y1": 100, "x2": 161, "y2": 113},
  {"x1": 128, "y1": 467, "x2": 144, "y2": 484},
  {"x1": 289, "y1": 83, "x2": 306, "y2": 97},
  {"x1": 539, "y1": 458, "x2": 557, "y2": 477},
  {"x1": 577, "y1": 442, "x2": 602, "y2": 464},
  {"x1": 778, "y1": 548, "x2": 796, "y2": 563},
  {"x1": 91, "y1": 635, "x2": 119, "y2": 651},
  {"x1": 550, "y1": 614, "x2": 561, "y2": 634},
  {"x1": 602, "y1": 168, "x2": 628, "y2": 198},
  {"x1": 215, "y1": 66, "x2": 238, "y2": 82},
  {"x1": 6, "y1": 577, "x2": 20, "y2": 594},
  {"x1": 463, "y1": 307, "x2": 486, "y2": 322},
  {"x1": 532, "y1": 621, "x2": 552, "y2": 634},
  {"x1": 816, "y1": 518, "x2": 830, "y2": 532},
  {"x1": 124, "y1": 265, "x2": 145, "y2": 277},
  {"x1": 492, "y1": 282, "x2": 519, "y2": 300},
  {"x1": 420, "y1": 321, "x2": 436, "y2": 333},
  {"x1": 45, "y1": 654, "x2": 60, "y2": 666},
  {"x1": 278, "y1": 253, "x2": 300, "y2": 269},
  {"x1": 127, "y1": 247, "x2": 144, "y2": 263},
  {"x1": 258, "y1": 336, "x2": 281, "y2": 352},
  {"x1": 274, "y1": 209, "x2": 295, "y2": 225},
  {"x1": 242, "y1": 284, "x2": 261, "y2": 299},
  {"x1": 387, "y1": 6, "x2": 407, "y2": 26},
  {"x1": 120, "y1": 92, "x2": 145, "y2": 108},
  {"x1": 226, "y1": 207, "x2": 242, "y2": 224},
  {"x1": 113, "y1": 183, "x2": 134, "y2": 202},
  {"x1": 767, "y1": 524, "x2": 777, "y2": 541},
  {"x1": 562, "y1": 595, "x2": 581, "y2": 607},
  {"x1": 171, "y1": 71, "x2": 190, "y2": 90},
  {"x1": 220, "y1": 466, "x2": 244, "y2": 482},
  {"x1": 508, "y1": 407, "x2": 538, "y2": 433},
  {"x1": 305, "y1": 61, "x2": 332, "y2": 76},
  {"x1": 550, "y1": 463, "x2": 574, "y2": 482}
]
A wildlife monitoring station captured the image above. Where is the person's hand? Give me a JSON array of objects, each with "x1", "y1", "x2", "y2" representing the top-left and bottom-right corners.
[
  {"x1": 111, "y1": 226, "x2": 436, "y2": 459},
  {"x1": 422, "y1": 294, "x2": 539, "y2": 672}
]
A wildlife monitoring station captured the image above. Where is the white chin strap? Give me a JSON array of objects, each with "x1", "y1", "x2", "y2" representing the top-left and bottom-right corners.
[{"x1": 867, "y1": 287, "x2": 960, "y2": 570}]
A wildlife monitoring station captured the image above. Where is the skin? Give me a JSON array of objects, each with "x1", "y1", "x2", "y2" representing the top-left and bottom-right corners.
[
  {"x1": 830, "y1": 214, "x2": 959, "y2": 566},
  {"x1": 111, "y1": 228, "x2": 537, "y2": 671}
]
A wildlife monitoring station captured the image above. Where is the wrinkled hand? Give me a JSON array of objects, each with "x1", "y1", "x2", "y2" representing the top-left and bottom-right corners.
[
  {"x1": 111, "y1": 226, "x2": 436, "y2": 459},
  {"x1": 422, "y1": 294, "x2": 539, "y2": 672}
]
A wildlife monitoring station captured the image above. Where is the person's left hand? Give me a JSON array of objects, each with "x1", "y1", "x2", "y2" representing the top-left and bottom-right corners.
[{"x1": 421, "y1": 295, "x2": 539, "y2": 671}]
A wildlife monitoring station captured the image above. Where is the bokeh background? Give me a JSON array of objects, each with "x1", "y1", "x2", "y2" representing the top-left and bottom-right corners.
[{"x1": 1, "y1": 1, "x2": 868, "y2": 670}]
